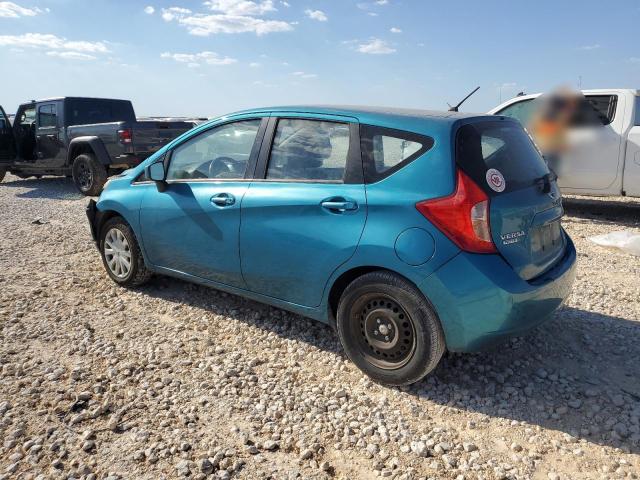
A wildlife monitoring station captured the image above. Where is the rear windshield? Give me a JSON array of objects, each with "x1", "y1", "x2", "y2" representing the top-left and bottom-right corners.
[
  {"x1": 65, "y1": 99, "x2": 135, "y2": 126},
  {"x1": 456, "y1": 121, "x2": 550, "y2": 194}
]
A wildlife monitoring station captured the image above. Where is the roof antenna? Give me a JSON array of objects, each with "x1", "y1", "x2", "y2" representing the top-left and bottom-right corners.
[{"x1": 447, "y1": 86, "x2": 480, "y2": 112}]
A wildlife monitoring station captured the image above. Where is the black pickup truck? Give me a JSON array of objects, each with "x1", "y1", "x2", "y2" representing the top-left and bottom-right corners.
[{"x1": 0, "y1": 97, "x2": 193, "y2": 195}]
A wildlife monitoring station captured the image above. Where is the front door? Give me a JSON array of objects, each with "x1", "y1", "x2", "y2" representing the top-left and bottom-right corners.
[
  {"x1": 559, "y1": 94, "x2": 625, "y2": 191},
  {"x1": 240, "y1": 115, "x2": 367, "y2": 307},
  {"x1": 0, "y1": 105, "x2": 16, "y2": 164},
  {"x1": 35, "y1": 102, "x2": 66, "y2": 168},
  {"x1": 139, "y1": 117, "x2": 266, "y2": 288}
]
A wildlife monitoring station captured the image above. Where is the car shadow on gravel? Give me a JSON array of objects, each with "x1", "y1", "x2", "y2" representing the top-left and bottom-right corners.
[
  {"x1": 563, "y1": 197, "x2": 640, "y2": 227},
  {"x1": 1, "y1": 176, "x2": 84, "y2": 200},
  {"x1": 417, "y1": 305, "x2": 640, "y2": 454},
  {"x1": 138, "y1": 276, "x2": 639, "y2": 454}
]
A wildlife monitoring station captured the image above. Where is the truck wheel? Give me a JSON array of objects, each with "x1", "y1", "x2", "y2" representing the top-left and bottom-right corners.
[
  {"x1": 72, "y1": 153, "x2": 107, "y2": 196},
  {"x1": 336, "y1": 271, "x2": 446, "y2": 387},
  {"x1": 99, "y1": 217, "x2": 151, "y2": 287},
  {"x1": 0, "y1": 167, "x2": 6, "y2": 183}
]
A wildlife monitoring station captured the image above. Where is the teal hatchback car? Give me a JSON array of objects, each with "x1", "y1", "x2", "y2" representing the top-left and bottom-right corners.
[{"x1": 87, "y1": 106, "x2": 576, "y2": 386}]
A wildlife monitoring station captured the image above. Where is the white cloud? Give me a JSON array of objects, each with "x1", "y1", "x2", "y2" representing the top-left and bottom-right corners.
[
  {"x1": 305, "y1": 9, "x2": 327, "y2": 21},
  {"x1": 161, "y1": 50, "x2": 237, "y2": 66},
  {"x1": 291, "y1": 71, "x2": 317, "y2": 79},
  {"x1": 357, "y1": 38, "x2": 395, "y2": 54},
  {"x1": 204, "y1": 0, "x2": 276, "y2": 15},
  {"x1": 390, "y1": 27, "x2": 401, "y2": 33},
  {"x1": 0, "y1": 1, "x2": 43, "y2": 18},
  {"x1": 0, "y1": 33, "x2": 109, "y2": 54},
  {"x1": 628, "y1": 57, "x2": 640, "y2": 64},
  {"x1": 161, "y1": 6, "x2": 192, "y2": 21},
  {"x1": 375, "y1": 0, "x2": 389, "y2": 4},
  {"x1": 579, "y1": 44, "x2": 600, "y2": 51},
  {"x1": 249, "y1": 61, "x2": 261, "y2": 67},
  {"x1": 46, "y1": 51, "x2": 97, "y2": 61},
  {"x1": 161, "y1": 6, "x2": 292, "y2": 36},
  {"x1": 144, "y1": 5, "x2": 155, "y2": 14},
  {"x1": 280, "y1": 1, "x2": 289, "y2": 6}
]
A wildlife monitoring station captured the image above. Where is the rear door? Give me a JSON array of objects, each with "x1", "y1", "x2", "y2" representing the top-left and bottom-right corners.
[
  {"x1": 456, "y1": 119, "x2": 565, "y2": 281},
  {"x1": 0, "y1": 105, "x2": 16, "y2": 163},
  {"x1": 560, "y1": 94, "x2": 624, "y2": 191},
  {"x1": 35, "y1": 101, "x2": 66, "y2": 168},
  {"x1": 240, "y1": 114, "x2": 366, "y2": 307}
]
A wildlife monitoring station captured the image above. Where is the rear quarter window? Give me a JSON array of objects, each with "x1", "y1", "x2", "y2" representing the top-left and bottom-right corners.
[{"x1": 360, "y1": 125, "x2": 434, "y2": 183}]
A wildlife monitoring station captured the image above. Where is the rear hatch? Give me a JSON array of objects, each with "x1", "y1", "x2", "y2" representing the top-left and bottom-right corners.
[
  {"x1": 456, "y1": 119, "x2": 565, "y2": 281},
  {"x1": 131, "y1": 121, "x2": 193, "y2": 156}
]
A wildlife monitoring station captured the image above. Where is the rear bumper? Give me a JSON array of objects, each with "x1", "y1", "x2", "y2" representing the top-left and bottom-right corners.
[{"x1": 420, "y1": 234, "x2": 577, "y2": 352}]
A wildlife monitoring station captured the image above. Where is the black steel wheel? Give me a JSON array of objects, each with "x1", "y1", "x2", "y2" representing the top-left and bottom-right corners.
[
  {"x1": 352, "y1": 294, "x2": 416, "y2": 369},
  {"x1": 337, "y1": 271, "x2": 445, "y2": 386}
]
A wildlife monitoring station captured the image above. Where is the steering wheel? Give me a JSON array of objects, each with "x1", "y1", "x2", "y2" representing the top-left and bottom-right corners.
[{"x1": 208, "y1": 157, "x2": 240, "y2": 179}]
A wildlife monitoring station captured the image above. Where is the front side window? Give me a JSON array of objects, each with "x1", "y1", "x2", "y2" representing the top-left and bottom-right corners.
[
  {"x1": 19, "y1": 107, "x2": 36, "y2": 126},
  {"x1": 266, "y1": 119, "x2": 350, "y2": 181},
  {"x1": 360, "y1": 125, "x2": 433, "y2": 182},
  {"x1": 166, "y1": 119, "x2": 261, "y2": 180},
  {"x1": 38, "y1": 104, "x2": 57, "y2": 128}
]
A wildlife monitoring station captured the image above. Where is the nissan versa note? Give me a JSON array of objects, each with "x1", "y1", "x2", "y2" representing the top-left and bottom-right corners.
[{"x1": 87, "y1": 106, "x2": 577, "y2": 386}]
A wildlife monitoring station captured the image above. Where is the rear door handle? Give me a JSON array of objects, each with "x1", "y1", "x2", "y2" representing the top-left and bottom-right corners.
[
  {"x1": 210, "y1": 193, "x2": 235, "y2": 207},
  {"x1": 321, "y1": 199, "x2": 358, "y2": 212}
]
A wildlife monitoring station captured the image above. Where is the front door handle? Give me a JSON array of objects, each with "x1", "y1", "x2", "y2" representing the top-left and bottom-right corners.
[
  {"x1": 320, "y1": 199, "x2": 358, "y2": 212},
  {"x1": 211, "y1": 193, "x2": 235, "y2": 207}
]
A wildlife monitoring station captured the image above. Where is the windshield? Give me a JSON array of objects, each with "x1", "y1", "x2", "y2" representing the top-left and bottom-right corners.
[{"x1": 456, "y1": 121, "x2": 550, "y2": 195}]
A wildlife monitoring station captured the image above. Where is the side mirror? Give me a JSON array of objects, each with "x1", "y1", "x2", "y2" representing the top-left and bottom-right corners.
[{"x1": 147, "y1": 161, "x2": 168, "y2": 192}]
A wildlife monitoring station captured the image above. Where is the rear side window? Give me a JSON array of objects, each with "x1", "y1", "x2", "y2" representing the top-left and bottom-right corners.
[
  {"x1": 360, "y1": 125, "x2": 433, "y2": 183},
  {"x1": 266, "y1": 119, "x2": 350, "y2": 182},
  {"x1": 496, "y1": 99, "x2": 537, "y2": 126},
  {"x1": 456, "y1": 121, "x2": 549, "y2": 194},
  {"x1": 66, "y1": 99, "x2": 135, "y2": 126},
  {"x1": 584, "y1": 95, "x2": 617, "y2": 125},
  {"x1": 38, "y1": 104, "x2": 57, "y2": 128}
]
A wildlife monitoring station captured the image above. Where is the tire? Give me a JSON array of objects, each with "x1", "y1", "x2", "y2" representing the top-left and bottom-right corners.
[
  {"x1": 0, "y1": 167, "x2": 5, "y2": 183},
  {"x1": 336, "y1": 271, "x2": 445, "y2": 386},
  {"x1": 99, "y1": 217, "x2": 151, "y2": 287},
  {"x1": 72, "y1": 153, "x2": 107, "y2": 196}
]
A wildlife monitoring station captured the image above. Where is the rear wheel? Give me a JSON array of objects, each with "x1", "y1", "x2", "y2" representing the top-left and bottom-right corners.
[
  {"x1": 72, "y1": 153, "x2": 107, "y2": 196},
  {"x1": 0, "y1": 167, "x2": 5, "y2": 183},
  {"x1": 336, "y1": 271, "x2": 445, "y2": 386},
  {"x1": 99, "y1": 217, "x2": 151, "y2": 287}
]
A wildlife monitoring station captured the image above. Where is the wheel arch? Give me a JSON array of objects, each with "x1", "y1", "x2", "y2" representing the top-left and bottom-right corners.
[
  {"x1": 327, "y1": 266, "x2": 424, "y2": 327},
  {"x1": 68, "y1": 137, "x2": 111, "y2": 166}
]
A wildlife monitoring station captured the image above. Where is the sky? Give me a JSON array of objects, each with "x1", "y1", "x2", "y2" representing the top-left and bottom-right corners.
[{"x1": 0, "y1": 0, "x2": 638, "y2": 118}]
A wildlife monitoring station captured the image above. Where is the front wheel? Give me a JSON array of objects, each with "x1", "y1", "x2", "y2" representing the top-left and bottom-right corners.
[
  {"x1": 99, "y1": 217, "x2": 151, "y2": 287},
  {"x1": 336, "y1": 271, "x2": 445, "y2": 386},
  {"x1": 72, "y1": 153, "x2": 107, "y2": 196},
  {"x1": 0, "y1": 167, "x2": 6, "y2": 183}
]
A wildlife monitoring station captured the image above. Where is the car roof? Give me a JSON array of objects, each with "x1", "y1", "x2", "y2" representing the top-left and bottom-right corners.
[
  {"x1": 21, "y1": 96, "x2": 131, "y2": 105},
  {"x1": 227, "y1": 105, "x2": 492, "y2": 127}
]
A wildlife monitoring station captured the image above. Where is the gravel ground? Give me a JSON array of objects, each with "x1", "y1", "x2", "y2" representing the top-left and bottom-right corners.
[{"x1": 0, "y1": 174, "x2": 639, "y2": 480}]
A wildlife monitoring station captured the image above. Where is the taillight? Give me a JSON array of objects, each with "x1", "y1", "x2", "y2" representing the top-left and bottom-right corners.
[
  {"x1": 416, "y1": 169, "x2": 496, "y2": 253},
  {"x1": 118, "y1": 128, "x2": 133, "y2": 144}
]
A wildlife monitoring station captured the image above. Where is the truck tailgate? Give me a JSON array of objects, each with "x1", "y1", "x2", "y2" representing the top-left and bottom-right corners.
[{"x1": 132, "y1": 121, "x2": 193, "y2": 155}]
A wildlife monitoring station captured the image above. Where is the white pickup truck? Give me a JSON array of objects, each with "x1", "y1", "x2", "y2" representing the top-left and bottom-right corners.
[{"x1": 489, "y1": 89, "x2": 640, "y2": 198}]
